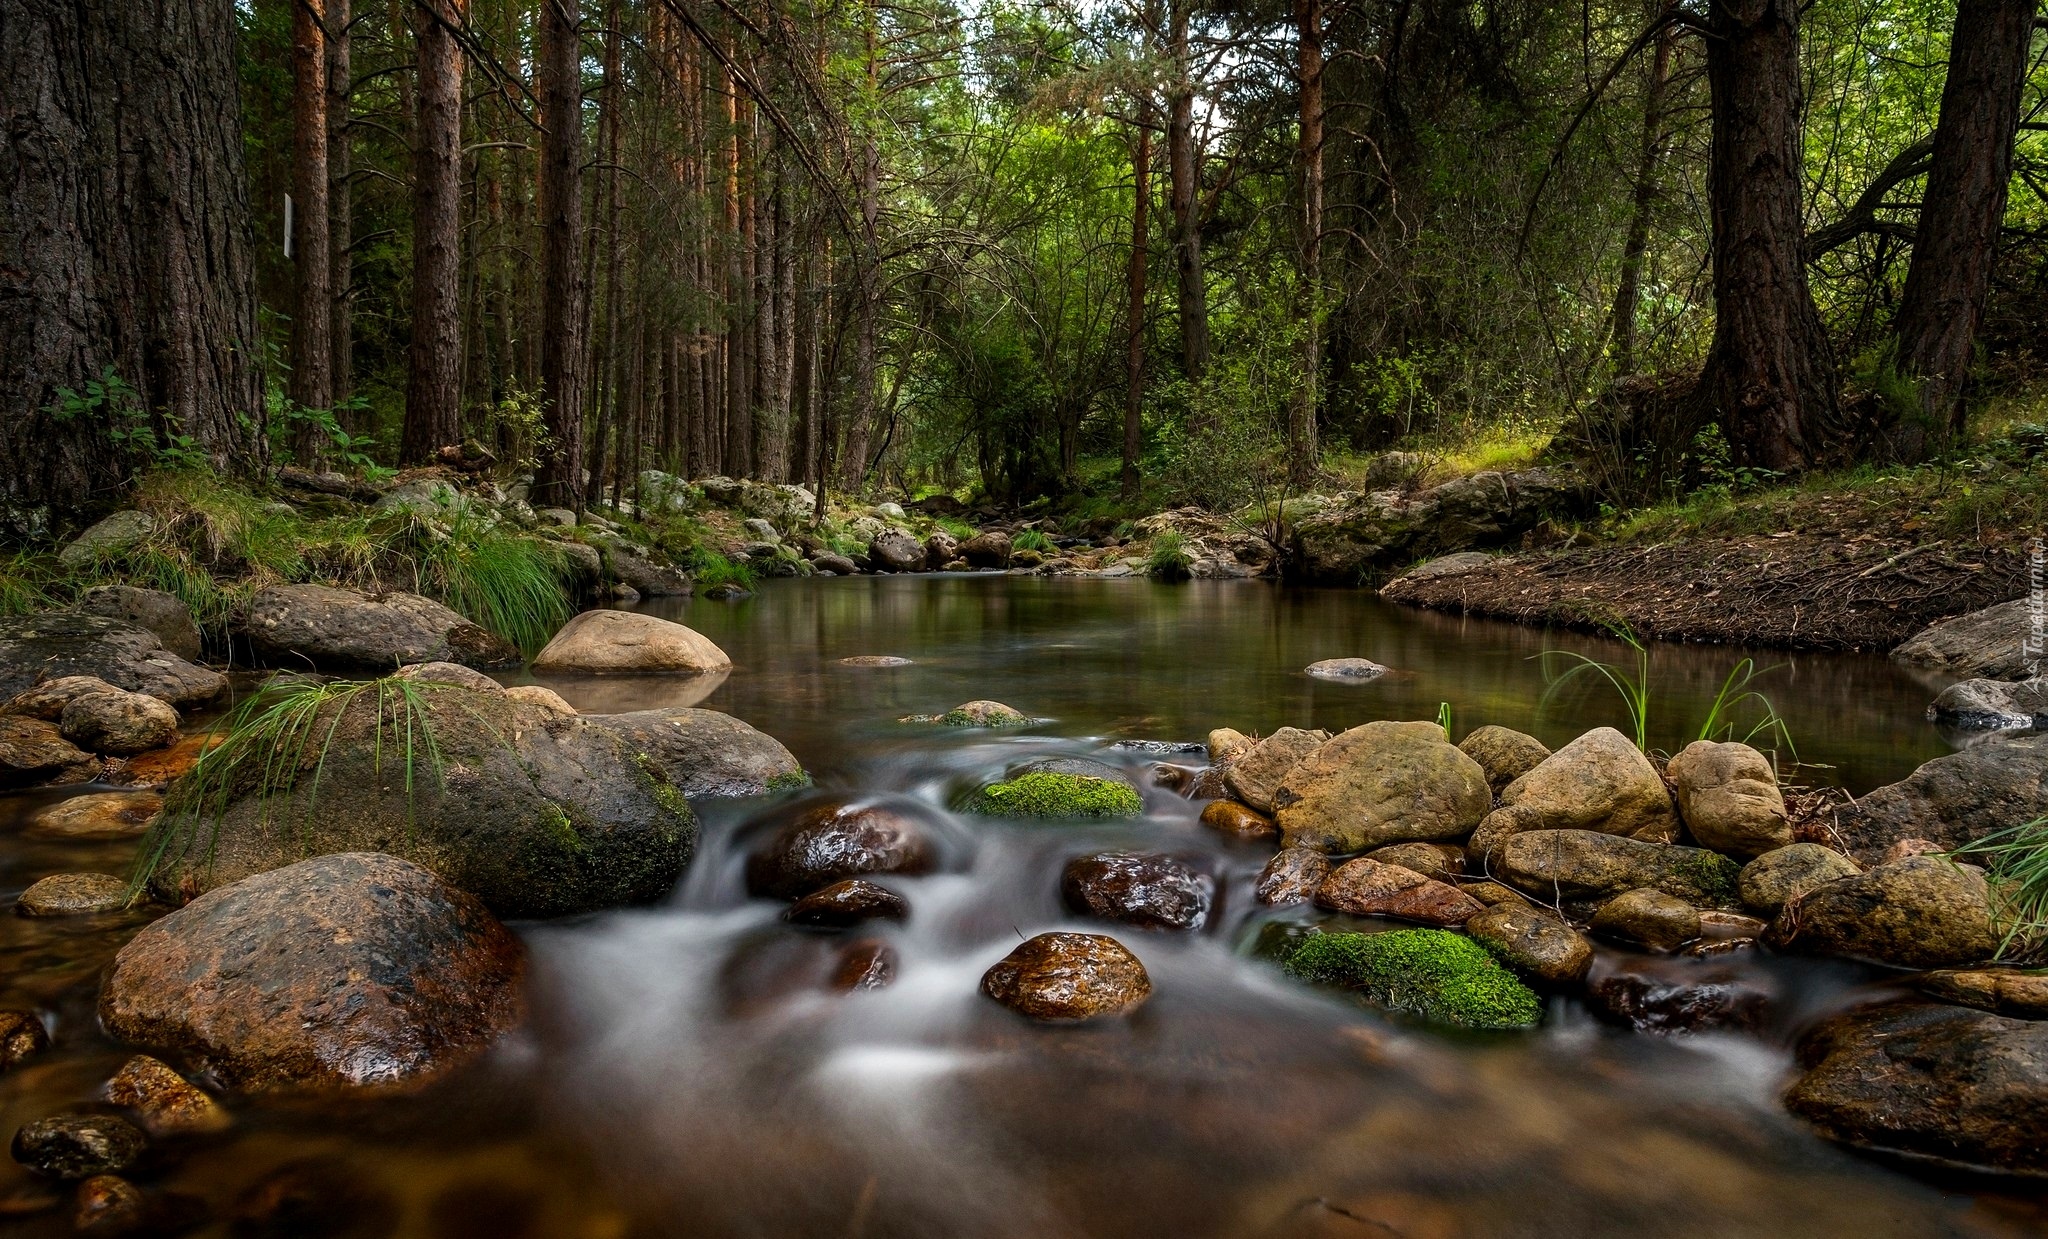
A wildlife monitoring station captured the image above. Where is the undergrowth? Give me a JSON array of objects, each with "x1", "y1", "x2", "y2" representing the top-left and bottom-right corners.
[
  {"x1": 1146, "y1": 530, "x2": 1193, "y2": 581},
  {"x1": 1950, "y1": 818, "x2": 2048, "y2": 961}
]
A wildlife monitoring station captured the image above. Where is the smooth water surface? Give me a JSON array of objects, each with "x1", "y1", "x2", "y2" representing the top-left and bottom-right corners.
[{"x1": 2, "y1": 577, "x2": 2038, "y2": 1238}]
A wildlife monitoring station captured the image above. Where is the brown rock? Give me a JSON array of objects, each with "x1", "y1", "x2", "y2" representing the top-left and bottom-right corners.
[
  {"x1": 1738, "y1": 844, "x2": 1861, "y2": 916},
  {"x1": 1061, "y1": 853, "x2": 1212, "y2": 930},
  {"x1": 1495, "y1": 829, "x2": 1741, "y2": 908},
  {"x1": 10, "y1": 1116, "x2": 146, "y2": 1181},
  {"x1": 16, "y1": 873, "x2": 129, "y2": 917},
  {"x1": 786, "y1": 879, "x2": 909, "y2": 928},
  {"x1": 531, "y1": 609, "x2": 731, "y2": 674},
  {"x1": 105, "y1": 730, "x2": 222, "y2": 788},
  {"x1": 0, "y1": 613, "x2": 225, "y2": 708},
  {"x1": 1464, "y1": 903, "x2": 1591, "y2": 983},
  {"x1": 501, "y1": 684, "x2": 575, "y2": 714},
  {"x1": 1457, "y1": 725, "x2": 1550, "y2": 796},
  {"x1": 76, "y1": 585, "x2": 202, "y2": 662},
  {"x1": 1590, "y1": 888, "x2": 1701, "y2": 953},
  {"x1": 1666, "y1": 740, "x2": 1790, "y2": 858},
  {"x1": 1914, "y1": 968, "x2": 2048, "y2": 1019},
  {"x1": 1587, "y1": 967, "x2": 1772, "y2": 1034},
  {"x1": 980, "y1": 932, "x2": 1150, "y2": 1021},
  {"x1": 958, "y1": 532, "x2": 1013, "y2": 568},
  {"x1": 28, "y1": 792, "x2": 160, "y2": 840},
  {"x1": 73, "y1": 1174, "x2": 146, "y2": 1235},
  {"x1": 1206, "y1": 727, "x2": 1253, "y2": 765},
  {"x1": 1468, "y1": 727, "x2": 1678, "y2": 864},
  {"x1": 1314, "y1": 858, "x2": 1484, "y2": 927},
  {"x1": 1771, "y1": 855, "x2": 1999, "y2": 969},
  {"x1": 391, "y1": 661, "x2": 501, "y2": 691},
  {"x1": 0, "y1": 1012, "x2": 49, "y2": 1071},
  {"x1": 1255, "y1": 849, "x2": 1330, "y2": 906},
  {"x1": 1880, "y1": 838, "x2": 1946, "y2": 865},
  {"x1": 1222, "y1": 727, "x2": 1327, "y2": 814},
  {"x1": 3, "y1": 675, "x2": 122, "y2": 720},
  {"x1": 1459, "y1": 880, "x2": 1528, "y2": 906},
  {"x1": 104, "y1": 1056, "x2": 229, "y2": 1136},
  {"x1": 0, "y1": 717, "x2": 98, "y2": 788},
  {"x1": 1273, "y1": 721, "x2": 1492, "y2": 852},
  {"x1": 831, "y1": 940, "x2": 898, "y2": 992},
  {"x1": 745, "y1": 800, "x2": 938, "y2": 899},
  {"x1": 1365, "y1": 842, "x2": 1464, "y2": 881},
  {"x1": 1198, "y1": 799, "x2": 1277, "y2": 841},
  {"x1": 99, "y1": 853, "x2": 525, "y2": 1092}
]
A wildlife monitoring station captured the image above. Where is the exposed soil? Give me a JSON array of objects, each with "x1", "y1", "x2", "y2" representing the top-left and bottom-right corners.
[{"x1": 1380, "y1": 535, "x2": 2031, "y2": 652}]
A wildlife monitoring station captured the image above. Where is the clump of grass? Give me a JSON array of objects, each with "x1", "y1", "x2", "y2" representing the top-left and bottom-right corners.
[
  {"x1": 1436, "y1": 701, "x2": 1453, "y2": 740},
  {"x1": 1145, "y1": 530, "x2": 1193, "y2": 581},
  {"x1": 407, "y1": 509, "x2": 573, "y2": 656},
  {"x1": 0, "y1": 554, "x2": 57, "y2": 616},
  {"x1": 1012, "y1": 529, "x2": 1055, "y2": 553},
  {"x1": 1537, "y1": 624, "x2": 1652, "y2": 750},
  {"x1": 1696, "y1": 658, "x2": 1798, "y2": 759},
  {"x1": 935, "y1": 516, "x2": 978, "y2": 540},
  {"x1": 691, "y1": 547, "x2": 757, "y2": 591},
  {"x1": 1951, "y1": 818, "x2": 2048, "y2": 960}
]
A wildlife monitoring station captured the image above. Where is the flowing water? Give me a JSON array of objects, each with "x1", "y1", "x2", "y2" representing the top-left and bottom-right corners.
[{"x1": 2, "y1": 577, "x2": 2043, "y2": 1237}]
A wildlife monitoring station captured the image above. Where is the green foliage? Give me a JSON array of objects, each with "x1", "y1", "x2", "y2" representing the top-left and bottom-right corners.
[
  {"x1": 268, "y1": 392, "x2": 394, "y2": 480},
  {"x1": 1011, "y1": 529, "x2": 1055, "y2": 553},
  {"x1": 1436, "y1": 702, "x2": 1454, "y2": 740},
  {"x1": 1145, "y1": 530, "x2": 1192, "y2": 581},
  {"x1": 959, "y1": 771, "x2": 1143, "y2": 819},
  {"x1": 690, "y1": 547, "x2": 758, "y2": 591},
  {"x1": 1280, "y1": 929, "x2": 1542, "y2": 1030},
  {"x1": 1538, "y1": 622, "x2": 1797, "y2": 759},
  {"x1": 1538, "y1": 624, "x2": 1652, "y2": 750},
  {"x1": 1951, "y1": 818, "x2": 2048, "y2": 960},
  {"x1": 45, "y1": 367, "x2": 209, "y2": 473},
  {"x1": 1696, "y1": 659, "x2": 1798, "y2": 759},
  {"x1": 409, "y1": 510, "x2": 574, "y2": 656},
  {"x1": 0, "y1": 554, "x2": 55, "y2": 617}
]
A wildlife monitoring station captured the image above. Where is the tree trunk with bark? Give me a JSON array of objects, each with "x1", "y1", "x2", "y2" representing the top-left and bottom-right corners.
[
  {"x1": 1167, "y1": 0, "x2": 1208, "y2": 381},
  {"x1": 327, "y1": 0, "x2": 354, "y2": 413},
  {"x1": 534, "y1": 0, "x2": 587, "y2": 506},
  {"x1": 1891, "y1": 0, "x2": 2035, "y2": 454},
  {"x1": 290, "y1": 0, "x2": 334, "y2": 447},
  {"x1": 1122, "y1": 105, "x2": 1151, "y2": 501},
  {"x1": 401, "y1": 0, "x2": 466, "y2": 462},
  {"x1": 0, "y1": 0, "x2": 261, "y2": 519},
  {"x1": 1288, "y1": 0, "x2": 1323, "y2": 485}
]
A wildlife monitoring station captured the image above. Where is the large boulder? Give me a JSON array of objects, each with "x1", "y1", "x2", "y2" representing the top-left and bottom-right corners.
[
  {"x1": 233, "y1": 584, "x2": 516, "y2": 671},
  {"x1": 980, "y1": 932, "x2": 1150, "y2": 1021},
  {"x1": 59, "y1": 688, "x2": 178, "y2": 755},
  {"x1": 100, "y1": 853, "x2": 523, "y2": 1092},
  {"x1": 0, "y1": 614, "x2": 223, "y2": 708},
  {"x1": 1467, "y1": 727, "x2": 1678, "y2": 863},
  {"x1": 1272, "y1": 721, "x2": 1490, "y2": 853},
  {"x1": 867, "y1": 531, "x2": 925, "y2": 573},
  {"x1": 958, "y1": 532, "x2": 1012, "y2": 568},
  {"x1": 145, "y1": 684, "x2": 698, "y2": 918},
  {"x1": 1495, "y1": 830, "x2": 1741, "y2": 908},
  {"x1": 1828, "y1": 732, "x2": 2048, "y2": 864},
  {"x1": 586, "y1": 707, "x2": 805, "y2": 797},
  {"x1": 595, "y1": 538, "x2": 691, "y2": 596},
  {"x1": 75, "y1": 585, "x2": 202, "y2": 661},
  {"x1": 1891, "y1": 597, "x2": 2037, "y2": 681},
  {"x1": 1930, "y1": 677, "x2": 2048, "y2": 730},
  {"x1": 530, "y1": 609, "x2": 731, "y2": 675},
  {"x1": 1457, "y1": 725, "x2": 1550, "y2": 796},
  {"x1": 1770, "y1": 856, "x2": 1999, "y2": 969},
  {"x1": 1222, "y1": 727, "x2": 1327, "y2": 814},
  {"x1": 1786, "y1": 1001, "x2": 2048, "y2": 1176},
  {"x1": 1665, "y1": 740, "x2": 1790, "y2": 858},
  {"x1": 1291, "y1": 467, "x2": 1590, "y2": 584},
  {"x1": 1738, "y1": 844, "x2": 1861, "y2": 916}
]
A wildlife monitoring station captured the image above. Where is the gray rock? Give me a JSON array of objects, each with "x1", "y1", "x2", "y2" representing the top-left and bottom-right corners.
[
  {"x1": 869, "y1": 531, "x2": 925, "y2": 572},
  {"x1": 586, "y1": 706, "x2": 807, "y2": 798},
  {"x1": 1495, "y1": 829, "x2": 1742, "y2": 908},
  {"x1": 1738, "y1": 844, "x2": 1861, "y2": 916},
  {"x1": 1292, "y1": 466, "x2": 1590, "y2": 584},
  {"x1": 392, "y1": 661, "x2": 502, "y2": 691},
  {"x1": 59, "y1": 689, "x2": 178, "y2": 755},
  {"x1": 1395, "y1": 551, "x2": 1497, "y2": 582},
  {"x1": 374, "y1": 478, "x2": 470, "y2": 518},
  {"x1": 57, "y1": 510, "x2": 156, "y2": 569},
  {"x1": 1590, "y1": 888, "x2": 1701, "y2": 952},
  {"x1": 1930, "y1": 677, "x2": 2048, "y2": 730},
  {"x1": 0, "y1": 614, "x2": 224, "y2": 708},
  {"x1": 810, "y1": 552, "x2": 860, "y2": 575},
  {"x1": 536, "y1": 507, "x2": 578, "y2": 527},
  {"x1": 595, "y1": 538, "x2": 691, "y2": 596},
  {"x1": 1457, "y1": 725, "x2": 1551, "y2": 796},
  {"x1": 233, "y1": 584, "x2": 516, "y2": 671},
  {"x1": 1304, "y1": 657, "x2": 1388, "y2": 682},
  {"x1": 1892, "y1": 598, "x2": 2038, "y2": 681},
  {"x1": 75, "y1": 586, "x2": 202, "y2": 661},
  {"x1": 1254, "y1": 848, "x2": 1330, "y2": 906},
  {"x1": 742, "y1": 518, "x2": 780, "y2": 542},
  {"x1": 1222, "y1": 727, "x2": 1327, "y2": 814},
  {"x1": 1771, "y1": 855, "x2": 1998, "y2": 969},
  {"x1": 1829, "y1": 731, "x2": 2048, "y2": 863}
]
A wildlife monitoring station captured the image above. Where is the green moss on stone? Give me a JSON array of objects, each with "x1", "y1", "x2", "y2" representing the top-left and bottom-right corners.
[
  {"x1": 765, "y1": 769, "x2": 814, "y2": 791},
  {"x1": 1281, "y1": 928, "x2": 1542, "y2": 1030},
  {"x1": 938, "y1": 709, "x2": 1030, "y2": 728},
  {"x1": 1669, "y1": 850, "x2": 1743, "y2": 909},
  {"x1": 960, "y1": 771, "x2": 1143, "y2": 819}
]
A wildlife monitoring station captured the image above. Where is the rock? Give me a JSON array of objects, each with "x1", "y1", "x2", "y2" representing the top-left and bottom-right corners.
[
  {"x1": 234, "y1": 585, "x2": 515, "y2": 671},
  {"x1": 980, "y1": 932, "x2": 1150, "y2": 1021},
  {"x1": 1364, "y1": 842, "x2": 1465, "y2": 881},
  {"x1": 1315, "y1": 858, "x2": 1484, "y2": 926},
  {"x1": 1880, "y1": 837, "x2": 1947, "y2": 864},
  {"x1": 1292, "y1": 467, "x2": 1589, "y2": 584},
  {"x1": 1198, "y1": 799, "x2": 1277, "y2": 841},
  {"x1": 745, "y1": 800, "x2": 938, "y2": 898},
  {"x1": 958, "y1": 532, "x2": 1012, "y2": 568},
  {"x1": 598, "y1": 539, "x2": 691, "y2": 596},
  {"x1": 961, "y1": 761, "x2": 1143, "y2": 819},
  {"x1": 1495, "y1": 830, "x2": 1741, "y2": 907},
  {"x1": 0, "y1": 613, "x2": 224, "y2": 708},
  {"x1": 0, "y1": 718, "x2": 98, "y2": 788},
  {"x1": 1738, "y1": 844, "x2": 1861, "y2": 915},
  {"x1": 904, "y1": 700, "x2": 1033, "y2": 728},
  {"x1": 868, "y1": 531, "x2": 924, "y2": 572},
  {"x1": 923, "y1": 531, "x2": 958, "y2": 569},
  {"x1": 29, "y1": 792, "x2": 160, "y2": 840},
  {"x1": 1931, "y1": 677, "x2": 2048, "y2": 730},
  {"x1": 830, "y1": 940, "x2": 898, "y2": 992},
  {"x1": 1457, "y1": 726, "x2": 1551, "y2": 796},
  {"x1": 1280, "y1": 928, "x2": 1540, "y2": 1029},
  {"x1": 1590, "y1": 888, "x2": 1701, "y2": 952},
  {"x1": 1061, "y1": 853, "x2": 1212, "y2": 930},
  {"x1": 1272, "y1": 721, "x2": 1492, "y2": 853},
  {"x1": 3, "y1": 674, "x2": 123, "y2": 720},
  {"x1": 586, "y1": 706, "x2": 806, "y2": 798},
  {"x1": 16, "y1": 873, "x2": 129, "y2": 917},
  {"x1": 1467, "y1": 727, "x2": 1679, "y2": 864},
  {"x1": 838, "y1": 655, "x2": 913, "y2": 667},
  {"x1": 872, "y1": 502, "x2": 907, "y2": 521},
  {"x1": 1585, "y1": 967, "x2": 1772, "y2": 1034},
  {"x1": 1222, "y1": 728, "x2": 1326, "y2": 813},
  {"x1": 1665, "y1": 740, "x2": 1790, "y2": 858},
  {"x1": 76, "y1": 586, "x2": 202, "y2": 661},
  {"x1": 1771, "y1": 855, "x2": 1998, "y2": 969},
  {"x1": 147, "y1": 686, "x2": 698, "y2": 919},
  {"x1": 537, "y1": 507, "x2": 578, "y2": 527},
  {"x1": 786, "y1": 879, "x2": 908, "y2": 928},
  {"x1": 1206, "y1": 727, "x2": 1253, "y2": 765},
  {"x1": 59, "y1": 689, "x2": 178, "y2": 755},
  {"x1": 741, "y1": 518, "x2": 779, "y2": 542},
  {"x1": 1461, "y1": 880, "x2": 1527, "y2": 906},
  {"x1": 1787, "y1": 1001, "x2": 2048, "y2": 1176},
  {"x1": 1255, "y1": 849, "x2": 1330, "y2": 906},
  {"x1": 1394, "y1": 551, "x2": 1496, "y2": 582},
  {"x1": 10, "y1": 1116, "x2": 147, "y2": 1180},
  {"x1": 1891, "y1": 597, "x2": 2038, "y2": 681},
  {"x1": 59, "y1": 510, "x2": 157, "y2": 569},
  {"x1": 1830, "y1": 732, "x2": 2048, "y2": 864},
  {"x1": 1464, "y1": 903, "x2": 1591, "y2": 984},
  {"x1": 373, "y1": 477, "x2": 470, "y2": 518},
  {"x1": 1915, "y1": 968, "x2": 2048, "y2": 1019},
  {"x1": 530, "y1": 609, "x2": 730, "y2": 675},
  {"x1": 392, "y1": 661, "x2": 501, "y2": 691},
  {"x1": 811, "y1": 551, "x2": 859, "y2": 575},
  {"x1": 101, "y1": 854, "x2": 524, "y2": 1092},
  {"x1": 0, "y1": 1012, "x2": 49, "y2": 1070},
  {"x1": 1304, "y1": 658, "x2": 1388, "y2": 682},
  {"x1": 73, "y1": 1174, "x2": 147, "y2": 1234},
  {"x1": 502, "y1": 684, "x2": 575, "y2": 714},
  {"x1": 104, "y1": 1056, "x2": 228, "y2": 1136},
  {"x1": 1698, "y1": 908, "x2": 1766, "y2": 937}
]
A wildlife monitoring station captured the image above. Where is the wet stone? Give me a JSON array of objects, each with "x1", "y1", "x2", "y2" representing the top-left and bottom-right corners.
[
  {"x1": 1914, "y1": 968, "x2": 2048, "y2": 1019},
  {"x1": 831, "y1": 940, "x2": 898, "y2": 992},
  {"x1": 980, "y1": 932, "x2": 1151, "y2": 1021},
  {"x1": 745, "y1": 800, "x2": 938, "y2": 899},
  {"x1": 0, "y1": 717, "x2": 98, "y2": 788},
  {"x1": 1255, "y1": 849, "x2": 1330, "y2": 906},
  {"x1": 838, "y1": 655, "x2": 912, "y2": 667},
  {"x1": 11, "y1": 1115, "x2": 147, "y2": 1181},
  {"x1": 0, "y1": 1012, "x2": 49, "y2": 1071},
  {"x1": 785, "y1": 879, "x2": 909, "y2": 928},
  {"x1": 16, "y1": 873, "x2": 129, "y2": 918},
  {"x1": 1314, "y1": 858, "x2": 1483, "y2": 927},
  {"x1": 104, "y1": 1056, "x2": 229, "y2": 1137},
  {"x1": 1061, "y1": 852, "x2": 1212, "y2": 930},
  {"x1": 27, "y1": 792, "x2": 160, "y2": 840},
  {"x1": 1590, "y1": 888, "x2": 1701, "y2": 953},
  {"x1": 1464, "y1": 902, "x2": 1592, "y2": 984},
  {"x1": 1199, "y1": 799, "x2": 1278, "y2": 841},
  {"x1": 73, "y1": 1175, "x2": 145, "y2": 1236},
  {"x1": 1584, "y1": 966, "x2": 1773, "y2": 1034},
  {"x1": 1304, "y1": 658, "x2": 1388, "y2": 682}
]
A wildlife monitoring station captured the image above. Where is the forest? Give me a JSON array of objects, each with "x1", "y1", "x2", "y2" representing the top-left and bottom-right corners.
[{"x1": 4, "y1": 0, "x2": 2045, "y2": 523}]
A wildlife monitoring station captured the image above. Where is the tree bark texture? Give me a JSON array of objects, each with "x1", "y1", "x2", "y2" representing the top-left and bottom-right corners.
[
  {"x1": 401, "y1": 0, "x2": 466, "y2": 462},
  {"x1": 534, "y1": 0, "x2": 587, "y2": 505},
  {"x1": 290, "y1": 0, "x2": 333, "y2": 429},
  {"x1": 1167, "y1": 0, "x2": 1208, "y2": 381},
  {"x1": 1289, "y1": 0, "x2": 1324, "y2": 485},
  {"x1": 1122, "y1": 107, "x2": 1151, "y2": 501}
]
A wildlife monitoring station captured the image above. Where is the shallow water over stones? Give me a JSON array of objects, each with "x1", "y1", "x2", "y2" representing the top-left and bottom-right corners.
[{"x1": 0, "y1": 577, "x2": 2039, "y2": 1237}]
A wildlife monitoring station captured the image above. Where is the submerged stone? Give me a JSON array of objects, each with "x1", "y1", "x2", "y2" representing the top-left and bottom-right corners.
[
  {"x1": 960, "y1": 768, "x2": 1142, "y2": 819},
  {"x1": 10, "y1": 1116, "x2": 147, "y2": 1181},
  {"x1": 1061, "y1": 852, "x2": 1211, "y2": 930}
]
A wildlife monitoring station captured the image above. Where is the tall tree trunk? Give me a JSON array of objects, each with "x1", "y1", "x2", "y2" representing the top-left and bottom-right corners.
[
  {"x1": 534, "y1": 0, "x2": 587, "y2": 506},
  {"x1": 841, "y1": 3, "x2": 882, "y2": 489},
  {"x1": 1891, "y1": 0, "x2": 2035, "y2": 455},
  {"x1": 588, "y1": 0, "x2": 624, "y2": 506},
  {"x1": 1288, "y1": 0, "x2": 1323, "y2": 485},
  {"x1": 290, "y1": 0, "x2": 334, "y2": 442},
  {"x1": 327, "y1": 0, "x2": 355, "y2": 414},
  {"x1": 1122, "y1": 106, "x2": 1151, "y2": 501},
  {"x1": 1609, "y1": 8, "x2": 1676, "y2": 376},
  {"x1": 1695, "y1": 0, "x2": 1838, "y2": 472},
  {"x1": 0, "y1": 0, "x2": 262, "y2": 518},
  {"x1": 1167, "y1": 0, "x2": 1208, "y2": 382},
  {"x1": 401, "y1": 0, "x2": 466, "y2": 463}
]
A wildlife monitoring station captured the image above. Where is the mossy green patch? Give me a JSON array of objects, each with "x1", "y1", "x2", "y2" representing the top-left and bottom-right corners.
[
  {"x1": 765, "y1": 769, "x2": 814, "y2": 791},
  {"x1": 959, "y1": 771, "x2": 1143, "y2": 819},
  {"x1": 1281, "y1": 928, "x2": 1542, "y2": 1030},
  {"x1": 1668, "y1": 851, "x2": 1743, "y2": 908}
]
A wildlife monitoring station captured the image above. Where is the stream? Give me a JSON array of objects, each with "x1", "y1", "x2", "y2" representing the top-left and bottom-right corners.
[{"x1": 2, "y1": 576, "x2": 2042, "y2": 1237}]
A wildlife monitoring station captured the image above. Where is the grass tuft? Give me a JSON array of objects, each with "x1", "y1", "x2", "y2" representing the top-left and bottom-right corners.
[
  {"x1": 1951, "y1": 817, "x2": 2048, "y2": 960},
  {"x1": 1146, "y1": 530, "x2": 1193, "y2": 581}
]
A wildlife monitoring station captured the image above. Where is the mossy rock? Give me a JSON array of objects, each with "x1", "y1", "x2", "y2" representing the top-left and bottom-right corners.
[
  {"x1": 959, "y1": 771, "x2": 1143, "y2": 820},
  {"x1": 1280, "y1": 928, "x2": 1541, "y2": 1030}
]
